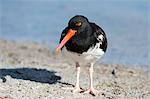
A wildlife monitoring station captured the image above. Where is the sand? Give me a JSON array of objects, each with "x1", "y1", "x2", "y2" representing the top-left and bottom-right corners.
[{"x1": 0, "y1": 39, "x2": 149, "y2": 99}]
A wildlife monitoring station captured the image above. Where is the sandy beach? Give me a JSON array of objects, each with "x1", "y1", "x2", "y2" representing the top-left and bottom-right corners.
[{"x1": 0, "y1": 39, "x2": 149, "y2": 99}]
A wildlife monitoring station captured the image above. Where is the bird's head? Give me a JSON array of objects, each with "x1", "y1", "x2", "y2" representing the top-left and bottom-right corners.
[
  {"x1": 56, "y1": 15, "x2": 90, "y2": 52},
  {"x1": 68, "y1": 15, "x2": 89, "y2": 31}
]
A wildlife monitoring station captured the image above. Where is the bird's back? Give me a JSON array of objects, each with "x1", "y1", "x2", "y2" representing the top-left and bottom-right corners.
[{"x1": 90, "y1": 23, "x2": 107, "y2": 52}]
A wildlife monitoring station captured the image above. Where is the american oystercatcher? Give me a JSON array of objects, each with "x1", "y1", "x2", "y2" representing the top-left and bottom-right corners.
[{"x1": 56, "y1": 15, "x2": 107, "y2": 95}]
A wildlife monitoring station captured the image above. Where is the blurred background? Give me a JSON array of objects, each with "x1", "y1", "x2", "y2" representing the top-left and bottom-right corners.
[{"x1": 0, "y1": 0, "x2": 149, "y2": 66}]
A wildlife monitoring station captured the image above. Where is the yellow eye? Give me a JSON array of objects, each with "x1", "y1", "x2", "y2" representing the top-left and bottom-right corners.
[{"x1": 75, "y1": 22, "x2": 82, "y2": 27}]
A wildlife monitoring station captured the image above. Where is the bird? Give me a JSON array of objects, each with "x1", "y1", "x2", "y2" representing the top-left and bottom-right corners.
[{"x1": 56, "y1": 15, "x2": 107, "y2": 96}]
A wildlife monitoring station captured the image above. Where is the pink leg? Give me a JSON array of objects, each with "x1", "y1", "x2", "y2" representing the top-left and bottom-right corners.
[
  {"x1": 62, "y1": 62, "x2": 83, "y2": 93},
  {"x1": 84, "y1": 63, "x2": 103, "y2": 96}
]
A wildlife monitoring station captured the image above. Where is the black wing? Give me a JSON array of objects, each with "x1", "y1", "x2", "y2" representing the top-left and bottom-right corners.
[{"x1": 90, "y1": 23, "x2": 107, "y2": 52}]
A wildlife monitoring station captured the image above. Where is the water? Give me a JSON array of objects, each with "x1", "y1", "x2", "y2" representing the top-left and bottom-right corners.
[{"x1": 0, "y1": 0, "x2": 149, "y2": 66}]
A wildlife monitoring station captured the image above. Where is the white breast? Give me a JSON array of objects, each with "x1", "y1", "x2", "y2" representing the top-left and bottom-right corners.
[
  {"x1": 83, "y1": 42, "x2": 104, "y2": 61},
  {"x1": 62, "y1": 42, "x2": 104, "y2": 64}
]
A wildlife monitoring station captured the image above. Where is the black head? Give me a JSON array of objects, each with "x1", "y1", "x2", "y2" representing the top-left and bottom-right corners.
[
  {"x1": 68, "y1": 15, "x2": 90, "y2": 31},
  {"x1": 56, "y1": 15, "x2": 95, "y2": 53}
]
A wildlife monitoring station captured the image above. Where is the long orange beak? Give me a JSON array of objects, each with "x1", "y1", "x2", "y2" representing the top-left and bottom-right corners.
[{"x1": 56, "y1": 29, "x2": 77, "y2": 52}]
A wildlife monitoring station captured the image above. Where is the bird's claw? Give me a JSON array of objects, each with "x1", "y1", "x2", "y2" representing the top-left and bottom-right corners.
[
  {"x1": 72, "y1": 87, "x2": 83, "y2": 93},
  {"x1": 83, "y1": 88, "x2": 103, "y2": 96}
]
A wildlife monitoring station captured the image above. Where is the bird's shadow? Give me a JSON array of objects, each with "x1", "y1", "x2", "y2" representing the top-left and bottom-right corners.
[{"x1": 0, "y1": 67, "x2": 61, "y2": 84}]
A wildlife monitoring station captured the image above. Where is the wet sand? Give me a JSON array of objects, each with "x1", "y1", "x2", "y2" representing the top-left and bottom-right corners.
[{"x1": 0, "y1": 39, "x2": 149, "y2": 99}]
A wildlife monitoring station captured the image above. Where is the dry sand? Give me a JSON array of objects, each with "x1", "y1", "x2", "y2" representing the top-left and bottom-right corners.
[{"x1": 0, "y1": 39, "x2": 149, "y2": 99}]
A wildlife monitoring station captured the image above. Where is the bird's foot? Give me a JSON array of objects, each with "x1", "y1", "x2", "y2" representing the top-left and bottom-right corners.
[
  {"x1": 62, "y1": 86, "x2": 83, "y2": 93},
  {"x1": 72, "y1": 87, "x2": 83, "y2": 93},
  {"x1": 83, "y1": 88, "x2": 104, "y2": 96}
]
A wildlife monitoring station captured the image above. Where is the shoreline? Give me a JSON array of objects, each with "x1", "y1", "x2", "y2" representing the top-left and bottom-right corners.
[{"x1": 0, "y1": 39, "x2": 149, "y2": 98}]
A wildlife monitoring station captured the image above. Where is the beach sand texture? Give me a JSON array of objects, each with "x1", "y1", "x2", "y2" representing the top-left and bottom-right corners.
[{"x1": 0, "y1": 39, "x2": 149, "y2": 99}]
